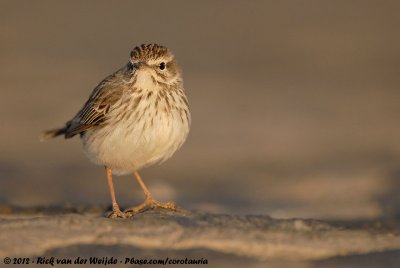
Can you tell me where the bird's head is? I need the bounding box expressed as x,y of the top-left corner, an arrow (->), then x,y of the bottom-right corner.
128,44 -> 181,87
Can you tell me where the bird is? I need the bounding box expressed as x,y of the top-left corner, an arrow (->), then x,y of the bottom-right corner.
41,44 -> 191,218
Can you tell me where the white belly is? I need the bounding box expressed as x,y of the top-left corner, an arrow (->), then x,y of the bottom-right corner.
81,94 -> 190,175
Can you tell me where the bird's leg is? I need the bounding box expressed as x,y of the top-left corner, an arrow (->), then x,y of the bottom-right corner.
124,171 -> 177,216
105,167 -> 127,219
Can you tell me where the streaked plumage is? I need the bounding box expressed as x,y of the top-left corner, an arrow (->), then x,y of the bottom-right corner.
42,44 -> 190,218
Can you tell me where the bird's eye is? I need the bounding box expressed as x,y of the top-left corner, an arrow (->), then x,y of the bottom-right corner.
159,62 -> 166,70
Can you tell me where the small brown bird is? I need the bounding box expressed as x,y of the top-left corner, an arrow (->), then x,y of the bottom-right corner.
42,44 -> 191,218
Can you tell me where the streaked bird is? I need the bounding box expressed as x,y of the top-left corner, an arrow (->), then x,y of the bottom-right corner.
42,44 -> 190,218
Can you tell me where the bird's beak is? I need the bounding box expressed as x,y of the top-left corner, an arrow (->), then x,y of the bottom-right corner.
133,62 -> 141,69
133,61 -> 146,69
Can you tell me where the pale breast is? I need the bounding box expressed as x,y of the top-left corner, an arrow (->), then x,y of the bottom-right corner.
81,86 -> 190,175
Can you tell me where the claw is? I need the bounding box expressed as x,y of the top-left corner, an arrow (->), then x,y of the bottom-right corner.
124,198 -> 177,217
124,171 -> 178,218
108,209 -> 127,219
150,200 -> 177,211
107,203 -> 128,219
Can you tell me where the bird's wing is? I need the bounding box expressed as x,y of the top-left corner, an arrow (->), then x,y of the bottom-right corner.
64,72 -> 125,138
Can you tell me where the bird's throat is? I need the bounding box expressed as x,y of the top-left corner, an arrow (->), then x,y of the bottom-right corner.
135,70 -> 157,89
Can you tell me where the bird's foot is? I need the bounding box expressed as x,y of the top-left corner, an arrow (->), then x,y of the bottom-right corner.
124,197 -> 177,217
107,204 -> 128,219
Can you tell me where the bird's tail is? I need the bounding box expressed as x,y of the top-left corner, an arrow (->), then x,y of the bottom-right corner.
40,127 -> 66,142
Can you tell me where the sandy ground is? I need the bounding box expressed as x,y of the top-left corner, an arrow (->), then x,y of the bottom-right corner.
1,1 -> 400,266
1,207 -> 400,268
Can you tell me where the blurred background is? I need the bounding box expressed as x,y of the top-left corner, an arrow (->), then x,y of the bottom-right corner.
1,0 -> 400,221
